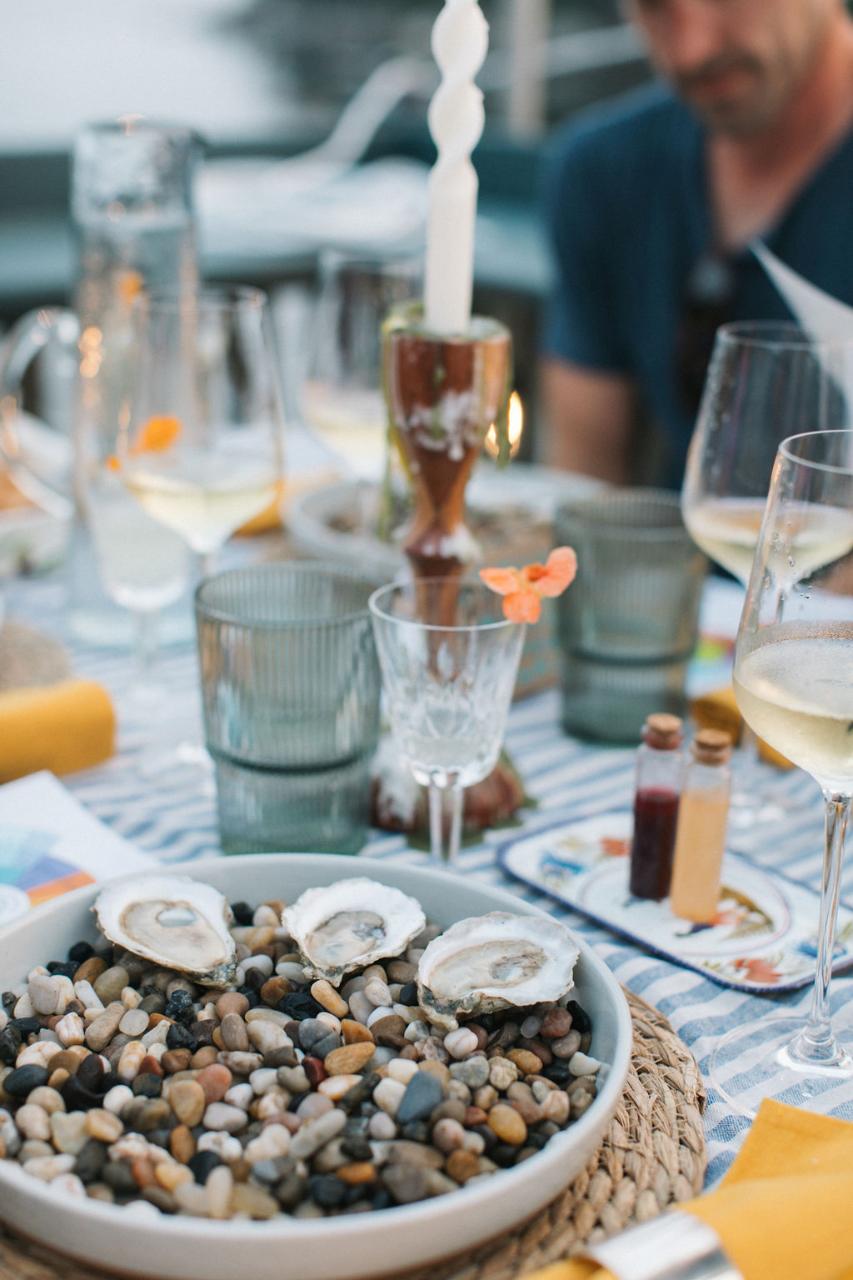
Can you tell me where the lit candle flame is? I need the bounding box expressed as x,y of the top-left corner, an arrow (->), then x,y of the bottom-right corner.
485,391 -> 523,460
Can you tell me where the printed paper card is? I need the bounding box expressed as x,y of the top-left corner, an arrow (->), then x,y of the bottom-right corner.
0,772 -> 149,928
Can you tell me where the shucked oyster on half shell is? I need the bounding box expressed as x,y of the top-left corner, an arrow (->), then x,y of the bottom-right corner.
94,875 -> 237,987
417,912 -> 580,1030
282,878 -> 426,986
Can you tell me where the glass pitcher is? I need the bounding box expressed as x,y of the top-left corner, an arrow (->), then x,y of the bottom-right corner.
0,119 -> 200,645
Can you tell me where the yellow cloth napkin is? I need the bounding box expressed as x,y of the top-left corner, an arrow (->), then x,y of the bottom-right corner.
527,1100 -> 853,1280
690,685 -> 792,769
0,679 -> 115,782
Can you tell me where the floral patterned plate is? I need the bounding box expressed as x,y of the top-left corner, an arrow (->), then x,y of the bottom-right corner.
498,812 -> 853,993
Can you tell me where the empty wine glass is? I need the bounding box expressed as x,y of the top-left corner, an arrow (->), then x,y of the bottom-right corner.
369,578 -> 525,865
711,429 -> 853,1115
682,323 -> 853,831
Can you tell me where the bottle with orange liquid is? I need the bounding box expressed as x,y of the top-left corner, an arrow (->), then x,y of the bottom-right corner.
669,729 -> 733,923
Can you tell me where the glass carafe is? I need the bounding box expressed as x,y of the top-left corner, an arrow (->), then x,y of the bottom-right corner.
0,118 -> 200,645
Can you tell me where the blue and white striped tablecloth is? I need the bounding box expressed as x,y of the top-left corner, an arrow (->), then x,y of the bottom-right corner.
12,576 -> 853,1186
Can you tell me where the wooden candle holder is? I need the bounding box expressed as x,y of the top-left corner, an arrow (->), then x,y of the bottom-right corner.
383,309 -> 512,583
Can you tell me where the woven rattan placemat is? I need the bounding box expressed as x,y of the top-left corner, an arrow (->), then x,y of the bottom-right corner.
0,990 -> 706,1280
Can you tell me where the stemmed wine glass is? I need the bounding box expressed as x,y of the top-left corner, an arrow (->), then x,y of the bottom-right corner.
682,322 -> 853,831
710,429 -> 853,1115
302,251 -> 420,533
119,285 -> 285,770
121,285 -> 285,579
369,579 -> 526,865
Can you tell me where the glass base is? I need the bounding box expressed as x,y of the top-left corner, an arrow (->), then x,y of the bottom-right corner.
213,752 -> 374,854
727,785 -> 789,831
709,1013 -> 853,1119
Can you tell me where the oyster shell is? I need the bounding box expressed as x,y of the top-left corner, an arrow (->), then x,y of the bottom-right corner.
417,912 -> 579,1030
94,875 -> 236,986
282,878 -> 426,985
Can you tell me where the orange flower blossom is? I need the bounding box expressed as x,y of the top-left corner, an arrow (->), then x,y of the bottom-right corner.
480,546 -> 578,624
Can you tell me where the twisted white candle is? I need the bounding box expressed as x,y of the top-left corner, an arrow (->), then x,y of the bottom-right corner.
424,0 -> 489,335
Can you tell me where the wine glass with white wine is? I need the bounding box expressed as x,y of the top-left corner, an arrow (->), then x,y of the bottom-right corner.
121,285 -> 284,578
710,429 -> 853,1115
682,322 -> 853,830
119,285 -> 285,773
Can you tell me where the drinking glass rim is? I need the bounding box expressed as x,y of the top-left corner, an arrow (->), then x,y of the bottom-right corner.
195,563 -> 375,630
134,284 -> 268,316
717,321 -> 853,353
80,117 -> 201,147
368,578 -> 520,633
556,488 -> 692,542
778,429 -> 853,477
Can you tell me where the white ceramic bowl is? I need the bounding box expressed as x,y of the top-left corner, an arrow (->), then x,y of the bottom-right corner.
0,855 -> 632,1280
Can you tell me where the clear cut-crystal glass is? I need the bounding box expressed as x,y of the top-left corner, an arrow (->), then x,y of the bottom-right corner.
710,429 -> 853,1116
369,579 -> 525,865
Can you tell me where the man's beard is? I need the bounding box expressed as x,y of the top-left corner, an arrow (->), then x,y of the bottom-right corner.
673,51 -> 779,136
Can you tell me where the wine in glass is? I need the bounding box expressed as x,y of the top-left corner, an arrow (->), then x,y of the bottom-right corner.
121,285 -> 285,576
302,251 -> 420,530
369,579 -> 525,865
682,322 -> 853,828
711,429 -> 853,1114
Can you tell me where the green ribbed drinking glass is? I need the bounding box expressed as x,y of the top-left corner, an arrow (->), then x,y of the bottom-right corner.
195,563 -> 381,854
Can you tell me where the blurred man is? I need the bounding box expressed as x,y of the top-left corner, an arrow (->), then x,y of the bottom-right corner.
541,0 -> 853,485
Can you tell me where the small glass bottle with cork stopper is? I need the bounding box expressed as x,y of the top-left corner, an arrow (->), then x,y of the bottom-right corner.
628,713 -> 684,901
669,728 -> 733,923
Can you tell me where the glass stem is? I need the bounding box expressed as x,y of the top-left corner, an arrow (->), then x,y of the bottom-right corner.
428,781 -> 444,864
739,722 -> 761,766
132,609 -> 158,690
427,777 -> 464,864
799,791 -> 851,1062
446,778 -> 464,865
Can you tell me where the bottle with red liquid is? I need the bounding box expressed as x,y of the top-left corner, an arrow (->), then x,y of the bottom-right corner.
628,713 -> 684,900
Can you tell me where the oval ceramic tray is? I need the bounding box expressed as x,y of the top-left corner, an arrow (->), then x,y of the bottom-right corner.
0,854 -> 631,1280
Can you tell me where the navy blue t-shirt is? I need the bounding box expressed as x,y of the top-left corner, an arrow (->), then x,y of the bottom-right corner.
542,84 -> 853,485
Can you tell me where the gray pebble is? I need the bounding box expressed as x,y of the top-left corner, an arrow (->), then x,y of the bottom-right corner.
551,1030 -> 582,1060
395,1071 -> 444,1125
278,1066 -> 310,1094
348,991 -> 373,1025
449,1056 -> 490,1089
368,1111 -> 397,1140
93,966 -> 130,1004
290,1108 -> 346,1159
118,1008 -> 149,1038
218,1051 -> 263,1075
568,1051 -> 601,1076
203,1103 -> 248,1133
249,1068 -> 278,1095
364,979 -> 392,1008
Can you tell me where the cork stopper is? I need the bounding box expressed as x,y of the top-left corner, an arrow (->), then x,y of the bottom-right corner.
642,713 -> 683,751
692,728 -> 732,765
